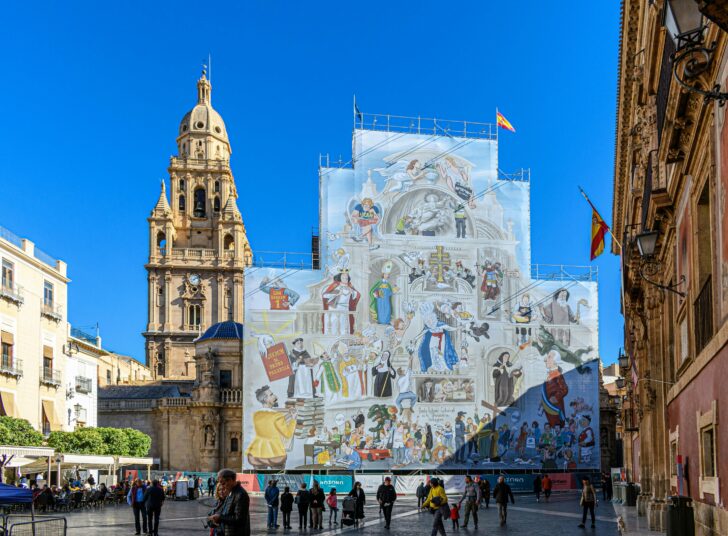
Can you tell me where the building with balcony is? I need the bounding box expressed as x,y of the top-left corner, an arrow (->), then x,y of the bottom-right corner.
98,321 -> 242,471
97,350 -> 153,388
613,1 -> 728,533
0,224 -> 69,434
65,326 -> 103,429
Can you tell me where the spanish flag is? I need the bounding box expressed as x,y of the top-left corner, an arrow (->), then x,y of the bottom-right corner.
496,110 -> 516,132
579,187 -> 610,260
591,210 -> 609,260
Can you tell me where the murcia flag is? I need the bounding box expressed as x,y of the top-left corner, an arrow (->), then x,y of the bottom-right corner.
590,210 -> 609,260
496,110 -> 516,132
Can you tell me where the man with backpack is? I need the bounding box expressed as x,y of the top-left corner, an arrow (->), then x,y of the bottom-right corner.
422,478 -> 449,536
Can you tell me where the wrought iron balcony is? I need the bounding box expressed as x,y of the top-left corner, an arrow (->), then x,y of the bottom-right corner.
74,376 -> 93,394
0,283 -> 24,306
0,358 -> 22,378
40,366 -> 61,387
40,302 -> 63,322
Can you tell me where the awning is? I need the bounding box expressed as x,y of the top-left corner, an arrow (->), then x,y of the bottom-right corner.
58,454 -> 115,468
116,456 -> 155,467
43,345 -> 53,358
0,331 -> 13,345
0,446 -> 55,458
41,400 -> 62,430
0,391 -> 16,417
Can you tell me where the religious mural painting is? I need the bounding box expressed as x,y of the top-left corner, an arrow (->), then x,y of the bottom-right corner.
243,126 -> 600,472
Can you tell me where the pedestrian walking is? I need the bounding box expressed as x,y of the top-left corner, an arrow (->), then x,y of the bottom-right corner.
376,476 -> 397,529
542,474 -> 552,502
326,488 -> 339,526
207,469 -> 251,536
422,477 -> 449,536
208,476 -> 216,497
281,487 -> 294,530
348,481 -> 366,526
601,473 -> 612,501
479,479 -> 490,509
309,481 -> 325,530
578,477 -> 597,529
458,475 -> 481,528
265,480 -> 281,529
295,483 -> 310,530
128,478 -> 148,535
533,474 -> 542,503
143,479 -> 165,536
492,476 -> 514,527
416,481 -> 426,509
450,503 -> 460,530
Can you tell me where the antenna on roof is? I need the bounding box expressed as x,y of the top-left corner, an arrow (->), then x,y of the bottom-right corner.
208,53 -> 212,83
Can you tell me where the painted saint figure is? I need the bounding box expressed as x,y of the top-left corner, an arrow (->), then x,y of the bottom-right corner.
416,302 -> 459,372
539,350 -> 569,427
479,261 -> 503,301
322,270 -> 360,335
246,386 -> 296,470
370,262 -> 397,325
287,338 -> 310,398
371,351 -> 396,398
338,353 -> 363,401
315,351 -> 342,404
539,288 -> 578,345
492,351 -> 523,407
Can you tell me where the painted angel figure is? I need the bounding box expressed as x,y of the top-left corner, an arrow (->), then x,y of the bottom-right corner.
327,247 -> 350,277
350,197 -> 381,250
376,159 -> 428,194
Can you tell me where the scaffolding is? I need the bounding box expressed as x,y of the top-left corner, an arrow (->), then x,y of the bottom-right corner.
354,111 -> 498,141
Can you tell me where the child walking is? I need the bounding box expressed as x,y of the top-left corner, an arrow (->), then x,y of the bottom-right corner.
327,488 -> 339,526
450,502 -> 460,530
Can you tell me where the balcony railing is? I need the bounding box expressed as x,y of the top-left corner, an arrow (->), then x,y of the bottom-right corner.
40,302 -> 63,322
98,397 -> 190,411
75,376 -> 93,394
39,367 -> 61,387
0,283 -> 24,306
0,358 -> 22,378
221,388 -> 242,404
694,276 -> 714,355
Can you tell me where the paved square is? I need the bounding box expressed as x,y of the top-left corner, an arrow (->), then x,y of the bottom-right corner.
59,492 -> 619,535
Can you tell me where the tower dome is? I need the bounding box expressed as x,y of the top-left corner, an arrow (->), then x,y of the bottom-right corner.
176,69 -> 232,160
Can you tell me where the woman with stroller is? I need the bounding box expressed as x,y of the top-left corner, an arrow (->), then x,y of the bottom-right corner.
348,481 -> 366,526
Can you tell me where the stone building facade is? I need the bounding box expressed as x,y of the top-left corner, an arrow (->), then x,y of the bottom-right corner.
98,321 -> 243,472
0,224 -> 70,434
614,2 -> 728,534
144,70 -> 251,381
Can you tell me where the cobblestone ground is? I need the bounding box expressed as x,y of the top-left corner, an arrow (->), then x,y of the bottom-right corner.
58,492 -> 619,535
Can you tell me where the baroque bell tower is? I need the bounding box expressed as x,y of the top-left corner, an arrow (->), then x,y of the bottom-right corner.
144,69 -> 252,379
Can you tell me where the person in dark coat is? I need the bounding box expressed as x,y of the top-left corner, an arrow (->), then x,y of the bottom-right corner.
376,476 -> 397,529
479,479 -> 490,509
533,475 -> 542,503
348,481 -> 366,524
295,483 -> 311,530
492,476 -> 514,526
207,469 -> 250,536
280,486 -> 294,530
265,480 -> 280,529
143,479 -> 165,536
416,481 -> 426,509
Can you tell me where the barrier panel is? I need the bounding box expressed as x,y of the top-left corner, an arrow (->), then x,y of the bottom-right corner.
8,517 -> 67,536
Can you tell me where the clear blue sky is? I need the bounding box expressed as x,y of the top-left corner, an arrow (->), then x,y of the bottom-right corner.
0,1 -> 622,364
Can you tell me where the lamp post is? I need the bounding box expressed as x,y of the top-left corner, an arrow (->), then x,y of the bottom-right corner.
634,230 -> 686,297
667,0 -> 728,105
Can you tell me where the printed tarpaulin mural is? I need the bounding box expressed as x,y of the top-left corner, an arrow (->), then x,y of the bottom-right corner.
243,123 -> 600,472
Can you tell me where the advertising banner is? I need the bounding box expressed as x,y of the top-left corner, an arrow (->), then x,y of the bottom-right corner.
394,475 -> 422,495
236,473 -> 260,492
308,474 -> 353,494
546,472 -> 575,490
480,474 -> 535,493
356,475 -> 386,494
243,127 -> 600,474
257,473 -> 305,492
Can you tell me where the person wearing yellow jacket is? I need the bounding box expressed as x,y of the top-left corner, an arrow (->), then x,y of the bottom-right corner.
246,386 -> 296,470
422,478 -> 448,536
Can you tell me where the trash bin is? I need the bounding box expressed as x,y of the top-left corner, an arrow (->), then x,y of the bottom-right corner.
667,496 -> 694,536
625,483 -> 637,506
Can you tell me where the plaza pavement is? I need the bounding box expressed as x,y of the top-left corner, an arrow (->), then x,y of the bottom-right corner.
60,492 -> 628,535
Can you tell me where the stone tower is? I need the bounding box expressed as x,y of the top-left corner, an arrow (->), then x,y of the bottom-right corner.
144,70 -> 252,379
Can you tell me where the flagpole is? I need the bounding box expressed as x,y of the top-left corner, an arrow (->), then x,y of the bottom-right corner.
578,186 -> 622,250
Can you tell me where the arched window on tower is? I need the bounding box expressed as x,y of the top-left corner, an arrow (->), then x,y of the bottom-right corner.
230,436 -> 239,452
223,234 -> 234,250
193,188 -> 206,217
157,353 -> 165,377
214,180 -> 220,193
157,231 -> 167,256
188,304 -> 201,330
213,196 -> 221,213
179,194 -> 186,212
179,178 -> 185,190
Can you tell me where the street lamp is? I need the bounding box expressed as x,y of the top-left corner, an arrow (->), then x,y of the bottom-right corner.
616,377 -> 626,389
633,229 -> 686,297
667,0 -> 728,105
618,349 -> 630,369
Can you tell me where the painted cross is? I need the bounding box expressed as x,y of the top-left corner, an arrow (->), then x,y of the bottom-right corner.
429,245 -> 451,283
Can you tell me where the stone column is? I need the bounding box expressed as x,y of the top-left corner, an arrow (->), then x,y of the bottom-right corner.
148,273 -> 158,331
216,274 -> 224,324
163,271 -> 172,331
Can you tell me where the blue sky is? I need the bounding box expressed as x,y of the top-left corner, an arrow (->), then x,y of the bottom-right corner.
0,1 -> 622,363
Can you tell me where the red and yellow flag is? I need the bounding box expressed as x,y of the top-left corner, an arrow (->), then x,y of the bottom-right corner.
496,110 -> 516,132
590,209 -> 609,260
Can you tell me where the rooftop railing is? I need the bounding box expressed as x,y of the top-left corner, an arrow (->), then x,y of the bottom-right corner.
355,112 -> 498,140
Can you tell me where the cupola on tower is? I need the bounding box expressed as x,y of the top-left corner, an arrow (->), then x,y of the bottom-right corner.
144,69 -> 252,380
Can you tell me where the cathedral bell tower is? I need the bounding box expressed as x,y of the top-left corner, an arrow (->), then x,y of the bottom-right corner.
144,69 -> 252,380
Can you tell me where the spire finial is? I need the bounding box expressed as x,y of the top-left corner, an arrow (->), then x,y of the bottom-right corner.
197,66 -> 211,105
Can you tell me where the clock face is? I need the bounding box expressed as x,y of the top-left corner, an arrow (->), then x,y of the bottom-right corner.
189,274 -> 201,286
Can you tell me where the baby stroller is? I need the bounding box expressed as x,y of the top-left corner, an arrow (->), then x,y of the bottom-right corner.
341,496 -> 357,527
